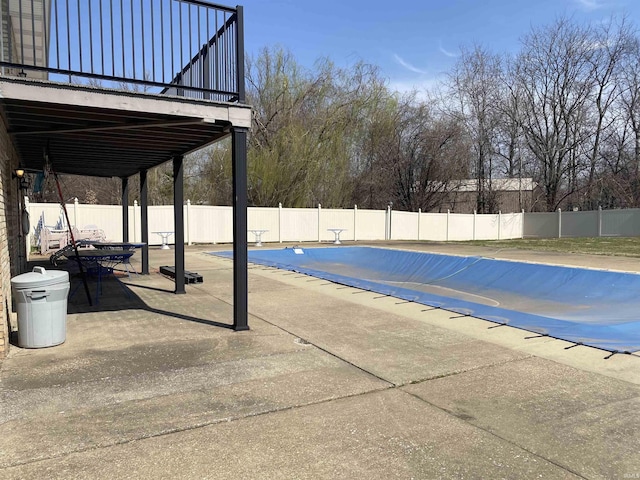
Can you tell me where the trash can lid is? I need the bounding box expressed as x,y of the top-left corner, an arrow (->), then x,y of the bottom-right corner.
11,266 -> 69,289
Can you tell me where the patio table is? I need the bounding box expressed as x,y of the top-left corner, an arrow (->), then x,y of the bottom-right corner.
65,249 -> 135,303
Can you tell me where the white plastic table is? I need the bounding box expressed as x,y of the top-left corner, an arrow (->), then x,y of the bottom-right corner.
327,228 -> 346,244
248,229 -> 268,246
153,231 -> 173,249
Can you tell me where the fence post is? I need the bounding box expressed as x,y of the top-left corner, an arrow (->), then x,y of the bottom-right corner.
278,202 -> 282,243
558,208 -> 562,238
133,200 -> 138,242
186,199 -> 192,245
73,197 -> 79,227
521,209 -> 525,239
385,206 -> 388,240
354,205 -> 358,242
317,203 -> 322,242
598,206 -> 602,237
498,211 -> 502,240
473,209 -> 476,241
417,208 -> 421,241
446,209 -> 450,242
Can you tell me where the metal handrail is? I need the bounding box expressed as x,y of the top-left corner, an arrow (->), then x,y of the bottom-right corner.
0,0 -> 244,102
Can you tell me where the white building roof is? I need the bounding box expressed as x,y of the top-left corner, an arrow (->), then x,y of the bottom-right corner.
451,178 -> 537,192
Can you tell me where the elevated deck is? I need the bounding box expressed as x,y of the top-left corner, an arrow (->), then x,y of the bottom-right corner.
0,77 -> 251,177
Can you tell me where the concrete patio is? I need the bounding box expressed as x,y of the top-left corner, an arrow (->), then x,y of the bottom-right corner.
1,243 -> 638,479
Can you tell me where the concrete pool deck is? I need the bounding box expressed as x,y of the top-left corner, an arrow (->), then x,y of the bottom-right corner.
1,242 -> 639,479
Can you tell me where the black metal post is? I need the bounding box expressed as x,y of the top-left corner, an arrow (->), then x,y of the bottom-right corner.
173,155 -> 186,294
235,6 -> 245,103
16,178 -> 27,271
232,127 -> 249,331
121,176 -> 129,242
140,169 -> 149,275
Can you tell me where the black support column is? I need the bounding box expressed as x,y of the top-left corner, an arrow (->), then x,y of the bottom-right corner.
232,127 -> 249,331
173,155 -> 186,294
121,177 -> 129,242
140,169 -> 149,275
232,6 -> 248,331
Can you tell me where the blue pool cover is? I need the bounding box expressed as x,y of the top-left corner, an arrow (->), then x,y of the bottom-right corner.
212,246 -> 640,354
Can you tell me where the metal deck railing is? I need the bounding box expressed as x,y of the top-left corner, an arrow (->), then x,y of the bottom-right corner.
0,0 -> 244,102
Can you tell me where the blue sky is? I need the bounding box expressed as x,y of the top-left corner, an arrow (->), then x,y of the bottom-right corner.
239,0 -> 640,93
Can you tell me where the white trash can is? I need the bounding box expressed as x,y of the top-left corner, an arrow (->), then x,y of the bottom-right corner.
11,266 -> 70,348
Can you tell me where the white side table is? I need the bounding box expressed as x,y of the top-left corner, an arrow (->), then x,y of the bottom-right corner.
327,228 -> 346,245
248,229 -> 268,246
153,231 -> 174,249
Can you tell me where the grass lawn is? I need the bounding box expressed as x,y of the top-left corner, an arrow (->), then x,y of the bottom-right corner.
463,237 -> 640,257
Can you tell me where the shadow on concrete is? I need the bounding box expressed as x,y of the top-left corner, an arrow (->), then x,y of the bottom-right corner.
124,283 -> 174,295
140,306 -> 234,330
23,258 -> 234,331
68,277 -> 234,329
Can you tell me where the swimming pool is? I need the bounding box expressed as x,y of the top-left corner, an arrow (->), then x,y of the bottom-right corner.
211,246 -> 640,354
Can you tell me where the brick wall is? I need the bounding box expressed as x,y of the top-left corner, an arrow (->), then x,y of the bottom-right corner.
0,113 -> 22,358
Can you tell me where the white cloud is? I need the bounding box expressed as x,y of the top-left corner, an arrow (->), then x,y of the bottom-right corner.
438,41 -> 459,58
393,53 -> 429,75
388,76 -> 443,99
573,0 -> 608,11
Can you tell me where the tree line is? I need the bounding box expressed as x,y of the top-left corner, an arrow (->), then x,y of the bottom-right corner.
36,16 -> 640,213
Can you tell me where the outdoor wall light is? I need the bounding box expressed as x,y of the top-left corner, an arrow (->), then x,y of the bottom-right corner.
12,168 -> 29,190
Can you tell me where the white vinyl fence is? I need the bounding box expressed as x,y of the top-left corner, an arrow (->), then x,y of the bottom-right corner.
26,199 -> 525,254
523,207 -> 640,238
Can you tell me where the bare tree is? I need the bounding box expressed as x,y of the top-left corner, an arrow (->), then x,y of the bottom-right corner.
393,105 -> 470,212
350,89 -> 469,212
580,18 -> 635,209
609,34 -> 640,206
514,18 -> 597,211
448,45 -> 504,213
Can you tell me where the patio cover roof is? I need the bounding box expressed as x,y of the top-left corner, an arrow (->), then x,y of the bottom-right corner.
0,78 -> 252,178
1,76 -> 251,330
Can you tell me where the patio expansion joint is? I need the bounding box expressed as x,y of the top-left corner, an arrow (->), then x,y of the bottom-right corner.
0,346 -> 325,398
0,355 -> 593,475
396,354 -> 537,387
398,388 -> 590,480
0,382 -> 395,471
247,311 -> 397,388
244,287 -> 538,390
